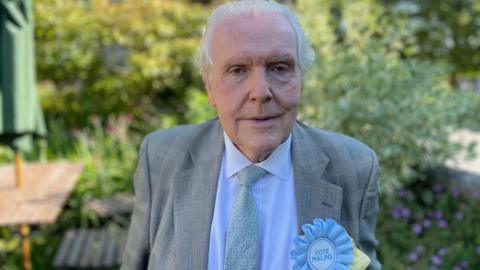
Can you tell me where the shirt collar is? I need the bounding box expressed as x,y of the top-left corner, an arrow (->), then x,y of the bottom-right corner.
223,132 -> 292,181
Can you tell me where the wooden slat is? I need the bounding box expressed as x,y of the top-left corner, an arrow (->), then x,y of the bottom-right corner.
86,193 -> 134,218
0,162 -> 83,226
104,228 -> 118,267
66,229 -> 87,267
116,229 -> 127,264
91,228 -> 108,267
54,228 -> 128,268
78,229 -> 96,268
53,230 -> 76,267
86,229 -> 101,267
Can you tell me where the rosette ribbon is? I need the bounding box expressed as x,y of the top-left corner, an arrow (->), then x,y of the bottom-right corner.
291,218 -> 354,270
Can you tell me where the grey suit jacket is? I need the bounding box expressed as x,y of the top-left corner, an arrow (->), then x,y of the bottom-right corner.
121,119 -> 381,270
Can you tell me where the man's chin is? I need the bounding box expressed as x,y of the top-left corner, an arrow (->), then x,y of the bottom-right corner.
243,136 -> 284,162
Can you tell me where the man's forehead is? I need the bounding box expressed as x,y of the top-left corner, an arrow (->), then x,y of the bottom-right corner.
212,11 -> 295,40
210,12 -> 298,62
222,53 -> 296,66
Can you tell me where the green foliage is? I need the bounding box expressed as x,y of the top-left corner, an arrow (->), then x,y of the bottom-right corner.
185,87 -> 217,124
450,90 -> 480,131
0,114 -> 141,215
377,182 -> 480,269
380,0 -> 480,79
297,0 -> 475,193
34,0 -> 209,129
0,115 -> 141,268
44,115 -> 140,227
1,0 -> 475,268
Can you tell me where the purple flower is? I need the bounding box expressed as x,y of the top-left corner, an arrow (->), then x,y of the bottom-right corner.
431,255 -> 442,266
412,223 -> 423,234
399,189 -> 408,198
429,267 -> 439,270
452,266 -> 462,270
415,244 -> 425,254
438,220 -> 449,228
391,207 -> 402,219
409,252 -> 418,262
476,245 -> 480,254
433,210 -> 443,220
433,184 -> 444,194
401,207 -> 411,218
455,211 -> 464,220
451,186 -> 461,198
460,260 -> 469,267
423,219 -> 432,228
437,247 -> 448,256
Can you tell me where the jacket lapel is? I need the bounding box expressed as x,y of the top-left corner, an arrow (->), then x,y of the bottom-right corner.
292,123 -> 343,232
172,120 -> 224,269
170,120 -> 344,268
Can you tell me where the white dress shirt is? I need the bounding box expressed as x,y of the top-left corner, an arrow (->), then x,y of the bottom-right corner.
208,133 -> 298,270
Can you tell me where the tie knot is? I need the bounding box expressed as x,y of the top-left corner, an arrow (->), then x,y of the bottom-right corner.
236,165 -> 268,187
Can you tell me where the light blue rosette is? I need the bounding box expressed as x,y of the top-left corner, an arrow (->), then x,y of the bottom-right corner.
291,218 -> 354,270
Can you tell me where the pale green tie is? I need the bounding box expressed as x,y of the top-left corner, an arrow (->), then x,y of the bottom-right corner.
224,165 -> 268,270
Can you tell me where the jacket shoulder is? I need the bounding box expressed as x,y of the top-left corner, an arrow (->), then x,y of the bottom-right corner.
296,122 -> 377,161
142,119 -> 218,151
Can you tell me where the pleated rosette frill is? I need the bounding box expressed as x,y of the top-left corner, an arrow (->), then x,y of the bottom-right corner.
291,218 -> 354,270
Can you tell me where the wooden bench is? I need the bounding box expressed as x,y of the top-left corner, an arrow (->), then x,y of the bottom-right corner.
53,193 -> 134,268
53,226 -> 127,268
85,193 -> 134,227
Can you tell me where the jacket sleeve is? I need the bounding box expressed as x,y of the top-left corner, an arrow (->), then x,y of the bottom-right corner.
121,137 -> 152,269
358,150 -> 382,270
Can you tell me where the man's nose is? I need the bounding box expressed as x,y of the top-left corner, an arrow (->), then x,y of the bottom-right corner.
248,67 -> 272,102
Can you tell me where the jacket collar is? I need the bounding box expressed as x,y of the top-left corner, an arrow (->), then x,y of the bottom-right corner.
292,122 -> 343,232
173,120 -> 342,268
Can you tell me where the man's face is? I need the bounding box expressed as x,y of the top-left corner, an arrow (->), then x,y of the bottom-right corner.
205,12 -> 301,162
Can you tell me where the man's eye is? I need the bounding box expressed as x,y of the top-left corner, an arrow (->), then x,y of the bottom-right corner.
228,66 -> 246,75
269,64 -> 290,74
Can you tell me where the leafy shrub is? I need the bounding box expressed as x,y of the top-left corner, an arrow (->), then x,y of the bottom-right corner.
377,181 -> 480,269
34,0 -> 209,129
297,0 -> 475,193
33,0 -> 479,194
450,90 -> 480,131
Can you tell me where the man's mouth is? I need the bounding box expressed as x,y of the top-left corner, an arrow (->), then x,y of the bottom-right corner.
253,116 -> 275,120
245,114 -> 279,120
243,115 -> 280,125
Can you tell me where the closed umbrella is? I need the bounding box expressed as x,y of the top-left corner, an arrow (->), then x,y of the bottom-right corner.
0,0 -> 46,180
0,0 -> 47,269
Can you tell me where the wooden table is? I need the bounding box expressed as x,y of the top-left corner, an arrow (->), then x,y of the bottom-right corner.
0,162 -> 84,269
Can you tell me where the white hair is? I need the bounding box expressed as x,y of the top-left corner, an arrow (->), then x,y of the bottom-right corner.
197,0 -> 316,79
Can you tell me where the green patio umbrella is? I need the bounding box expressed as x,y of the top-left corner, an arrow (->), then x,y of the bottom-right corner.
0,0 -> 46,152
0,1 -> 46,269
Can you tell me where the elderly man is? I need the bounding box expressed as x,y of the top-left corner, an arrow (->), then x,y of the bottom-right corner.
121,1 -> 381,269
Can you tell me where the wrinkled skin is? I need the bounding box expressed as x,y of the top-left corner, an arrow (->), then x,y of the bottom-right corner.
204,12 -> 302,162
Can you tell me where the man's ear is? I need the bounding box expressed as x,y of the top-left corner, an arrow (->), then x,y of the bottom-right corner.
203,74 -> 217,108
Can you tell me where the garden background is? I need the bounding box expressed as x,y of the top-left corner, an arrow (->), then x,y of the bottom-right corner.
1,0 -> 480,269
